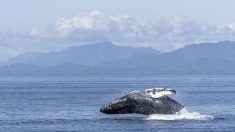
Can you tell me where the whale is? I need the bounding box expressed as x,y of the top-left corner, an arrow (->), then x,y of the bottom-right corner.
100,88 -> 183,115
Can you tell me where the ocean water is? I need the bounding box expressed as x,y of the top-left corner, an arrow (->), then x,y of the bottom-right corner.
0,75 -> 234,132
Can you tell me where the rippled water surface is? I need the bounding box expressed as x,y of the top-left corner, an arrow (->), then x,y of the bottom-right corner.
0,75 -> 234,131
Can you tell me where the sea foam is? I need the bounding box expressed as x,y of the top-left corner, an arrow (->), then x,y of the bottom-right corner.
146,108 -> 214,121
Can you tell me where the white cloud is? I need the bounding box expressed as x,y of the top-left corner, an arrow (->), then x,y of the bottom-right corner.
48,11 -> 235,51
1,10 -> 235,61
53,10 -> 144,44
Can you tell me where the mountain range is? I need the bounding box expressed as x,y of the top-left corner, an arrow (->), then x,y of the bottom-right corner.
1,41 -> 235,75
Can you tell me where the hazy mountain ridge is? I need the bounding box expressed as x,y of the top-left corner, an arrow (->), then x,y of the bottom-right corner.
1,41 -> 235,75
2,41 -> 161,66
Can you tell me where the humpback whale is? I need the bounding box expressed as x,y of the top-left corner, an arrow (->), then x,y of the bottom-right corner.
100,88 -> 183,115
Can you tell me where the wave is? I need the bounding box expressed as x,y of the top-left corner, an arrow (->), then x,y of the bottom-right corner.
146,108 -> 214,121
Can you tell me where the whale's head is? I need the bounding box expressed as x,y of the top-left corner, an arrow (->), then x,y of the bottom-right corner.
100,97 -> 131,114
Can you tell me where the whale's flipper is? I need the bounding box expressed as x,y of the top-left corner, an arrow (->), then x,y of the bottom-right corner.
144,88 -> 176,98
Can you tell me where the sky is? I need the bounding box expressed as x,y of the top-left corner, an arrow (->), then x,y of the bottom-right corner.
0,0 -> 235,61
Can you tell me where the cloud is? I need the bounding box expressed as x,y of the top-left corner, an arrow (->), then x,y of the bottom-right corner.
54,10 -> 144,43
46,10 -> 235,50
1,10 -> 235,61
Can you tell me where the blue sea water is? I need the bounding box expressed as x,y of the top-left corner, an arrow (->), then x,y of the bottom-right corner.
0,75 -> 234,131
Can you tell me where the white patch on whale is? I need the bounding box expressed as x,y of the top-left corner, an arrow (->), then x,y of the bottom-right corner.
145,88 -> 175,98
146,108 -> 214,121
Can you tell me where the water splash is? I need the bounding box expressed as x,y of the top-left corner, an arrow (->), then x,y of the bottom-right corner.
146,108 -> 214,121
